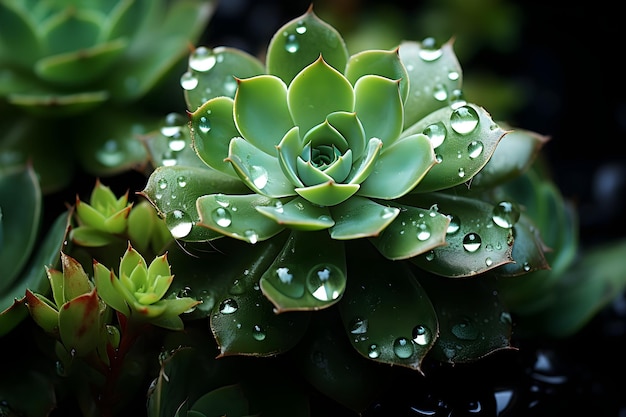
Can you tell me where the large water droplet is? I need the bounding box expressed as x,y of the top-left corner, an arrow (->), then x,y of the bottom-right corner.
219,298 -> 238,314
161,113 -> 187,136
189,46 -> 217,72
467,140 -> 484,159
295,20 -> 307,34
180,71 -> 198,90
306,264 -> 343,301
412,325 -> 430,346
244,229 -> 259,244
212,207 -> 232,227
272,266 -> 305,298
198,116 -> 211,134
168,134 -> 186,152
166,209 -> 193,239
419,37 -> 443,61
492,201 -> 520,228
285,33 -> 299,53
422,122 -> 447,148
416,222 -> 431,241
446,214 -> 461,234
349,317 -> 368,335
450,106 -> 479,135
250,165 -> 268,189
252,324 -> 266,341
433,83 -> 448,101
463,233 -> 482,252
176,176 -> 187,187
393,337 -> 414,358
451,317 -> 479,340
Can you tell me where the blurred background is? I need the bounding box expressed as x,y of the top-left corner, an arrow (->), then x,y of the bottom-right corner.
200,0 -> 626,248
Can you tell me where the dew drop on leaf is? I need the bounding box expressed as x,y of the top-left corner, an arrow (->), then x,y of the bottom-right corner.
422,121 -> 447,148
189,46 -> 217,72
212,207 -> 232,227
463,233 -> 482,252
450,105 -> 479,135
166,209 -> 193,239
492,201 -> 520,228
393,337 -> 414,358
219,298 -> 238,314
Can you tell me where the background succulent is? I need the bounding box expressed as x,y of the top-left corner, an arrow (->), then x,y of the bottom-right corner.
138,7 -> 615,413
0,0 -> 215,192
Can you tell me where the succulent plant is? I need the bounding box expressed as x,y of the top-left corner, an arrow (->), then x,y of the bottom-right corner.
138,6 -> 586,413
0,0 -> 216,192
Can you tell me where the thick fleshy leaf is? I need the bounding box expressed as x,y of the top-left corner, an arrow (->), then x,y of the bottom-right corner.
398,39 -> 463,128
328,196 -> 399,239
296,148 -> 352,185
41,8 -> 102,55
227,137 -> 296,197
184,46 -> 265,111
141,165 -> 249,242
60,251 -> 93,302
345,48 -> 409,103
144,112 -> 206,170
495,213 -> 550,277
24,290 -> 59,335
189,385 -> 249,415
339,240 -> 438,372
0,164 -> 41,293
353,75 -> 403,145
266,6 -> 349,85
358,133 -> 435,199
191,96 -> 240,177
287,57 -> 354,133
404,104 -> 508,193
260,230 -> 347,312
58,289 -> 102,355
370,202 -> 450,260
196,194 -> 285,243
256,197 -> 335,231
418,272 -> 513,364
93,262 -> 130,317
295,308 -> 391,413
276,126 -> 305,187
469,127 -> 550,189
295,181 -> 360,207
326,111 -> 366,160
0,2 -> 42,67
35,39 -> 128,86
211,236 -> 311,356
233,75 -> 292,155
344,137 -> 382,184
405,193 -> 514,277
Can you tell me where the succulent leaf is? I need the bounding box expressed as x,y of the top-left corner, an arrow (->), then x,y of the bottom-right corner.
345,48 -> 410,103
266,6 -> 349,85
328,196 -> 399,239
259,230 -> 347,312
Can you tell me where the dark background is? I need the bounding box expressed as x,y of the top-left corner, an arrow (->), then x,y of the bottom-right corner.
200,0 -> 626,248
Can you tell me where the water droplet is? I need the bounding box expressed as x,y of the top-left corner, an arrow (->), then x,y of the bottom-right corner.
349,317 -> 368,335
212,207 -> 232,227
219,298 -> 238,314
157,178 -> 168,190
214,194 -> 230,208
180,71 -> 198,90
306,264 -> 343,301
450,106 -> 479,135
368,344 -> 380,358
416,222 -> 431,241
449,89 -> 467,109
295,20 -> 307,34
285,33 -> 299,53
95,139 -> 124,167
381,206 -> 397,219
467,140 -> 484,159
166,210 -> 193,239
412,325 -> 430,346
244,229 -> 259,244
189,46 -> 217,72
272,265 -> 305,298
485,257 -> 493,267
422,121 -> 447,148
393,337 -> 414,358
250,165 -> 268,189
448,70 -> 460,81
168,134 -> 186,151
463,233 -> 482,252
523,262 -> 531,272
252,324 -> 266,341
492,201 -> 520,228
451,317 -> 479,340
425,250 -> 435,261
198,115 -> 211,134
458,167 -> 466,178
433,83 -> 448,101
419,37 -> 442,61
161,113 -> 187,136
176,176 -> 187,187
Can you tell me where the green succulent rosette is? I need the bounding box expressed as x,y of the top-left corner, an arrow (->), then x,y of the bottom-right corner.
0,0 -> 215,192
141,8 -> 574,409
93,243 -> 198,330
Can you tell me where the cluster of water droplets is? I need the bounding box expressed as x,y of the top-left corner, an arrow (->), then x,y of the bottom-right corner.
180,46 -> 237,102
154,171 -> 195,239
269,262 -> 344,302
283,20 -> 308,54
159,112 -> 189,167
349,316 -> 433,361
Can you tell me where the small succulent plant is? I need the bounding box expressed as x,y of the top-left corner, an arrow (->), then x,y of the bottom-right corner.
138,6 -> 585,413
0,0 -> 215,191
